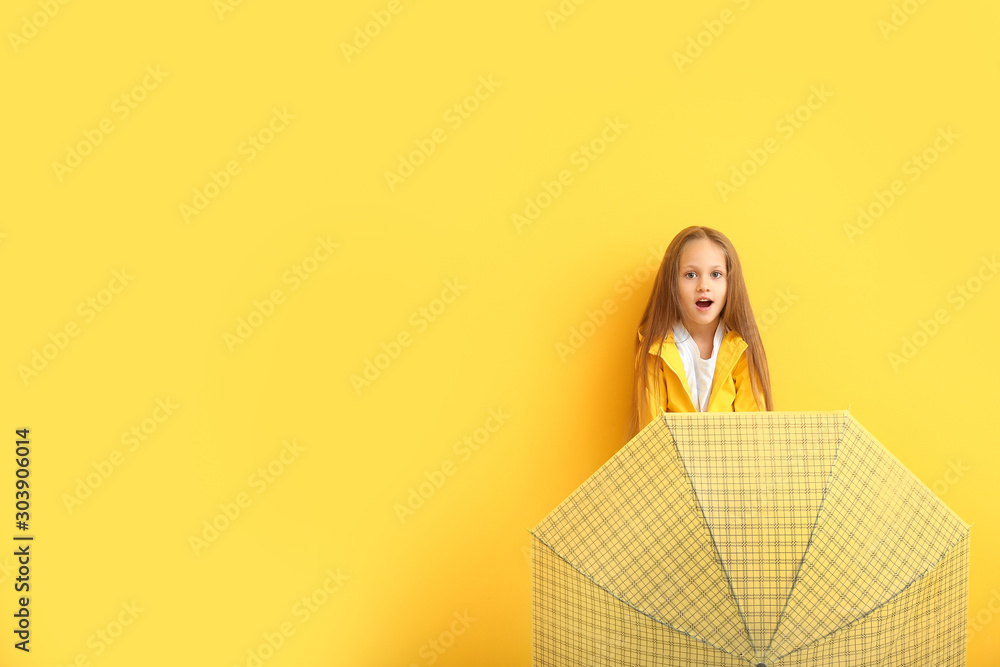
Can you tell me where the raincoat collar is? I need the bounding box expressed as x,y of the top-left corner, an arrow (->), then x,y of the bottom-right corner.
638,324 -> 748,412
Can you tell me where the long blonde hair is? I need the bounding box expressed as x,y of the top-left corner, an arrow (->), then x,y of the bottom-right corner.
624,226 -> 773,441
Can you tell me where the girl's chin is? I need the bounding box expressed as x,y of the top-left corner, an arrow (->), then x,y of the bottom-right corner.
682,314 -> 719,329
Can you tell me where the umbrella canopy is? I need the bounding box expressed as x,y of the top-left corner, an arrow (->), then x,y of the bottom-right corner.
530,411 -> 970,666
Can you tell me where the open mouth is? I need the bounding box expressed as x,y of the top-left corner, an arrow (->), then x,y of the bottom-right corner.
696,298 -> 713,311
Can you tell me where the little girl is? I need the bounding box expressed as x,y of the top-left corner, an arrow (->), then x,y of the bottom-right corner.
625,226 -> 773,440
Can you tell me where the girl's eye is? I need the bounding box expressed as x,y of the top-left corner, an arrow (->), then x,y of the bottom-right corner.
712,271 -> 723,278
684,272 -> 696,279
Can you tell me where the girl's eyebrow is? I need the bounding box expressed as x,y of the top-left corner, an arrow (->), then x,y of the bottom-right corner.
680,264 -> 725,270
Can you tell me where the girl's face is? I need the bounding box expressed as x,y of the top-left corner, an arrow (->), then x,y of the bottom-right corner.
676,238 -> 728,334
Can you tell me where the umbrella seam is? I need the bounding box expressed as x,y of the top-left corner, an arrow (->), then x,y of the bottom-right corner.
869,587 -> 926,667
528,531 -> 755,663
769,528 -> 970,663
762,409 -> 849,660
528,531 -> 540,666
660,412 -> 758,661
529,414 -> 674,529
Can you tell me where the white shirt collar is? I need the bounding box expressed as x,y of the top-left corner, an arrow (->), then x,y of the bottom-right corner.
671,320 -> 725,411
672,320 -> 724,357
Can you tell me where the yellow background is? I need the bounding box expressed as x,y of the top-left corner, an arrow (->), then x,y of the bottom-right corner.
2,0 -> 998,665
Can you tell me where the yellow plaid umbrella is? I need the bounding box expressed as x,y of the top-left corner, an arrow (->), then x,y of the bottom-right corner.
530,411 -> 970,666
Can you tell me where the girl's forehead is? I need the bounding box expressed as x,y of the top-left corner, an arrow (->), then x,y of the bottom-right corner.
678,239 -> 726,266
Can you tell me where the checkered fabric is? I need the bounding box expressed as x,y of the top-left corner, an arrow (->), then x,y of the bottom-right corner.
530,411 -> 970,666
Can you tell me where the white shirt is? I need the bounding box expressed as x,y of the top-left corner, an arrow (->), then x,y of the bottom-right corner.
671,321 -> 724,412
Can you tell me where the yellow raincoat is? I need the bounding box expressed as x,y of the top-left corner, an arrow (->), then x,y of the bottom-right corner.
638,327 -> 762,424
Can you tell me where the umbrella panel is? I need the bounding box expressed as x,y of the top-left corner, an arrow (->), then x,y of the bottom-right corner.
530,411 -> 970,666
